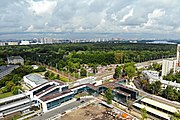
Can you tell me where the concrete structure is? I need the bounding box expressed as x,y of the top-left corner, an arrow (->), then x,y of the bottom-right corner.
7,56 -> 24,65
133,97 -> 179,120
161,59 -> 176,77
133,103 -> 170,120
73,76 -> 96,86
0,93 -> 31,117
27,80 -> 69,113
0,42 -> 6,46
23,74 -> 48,88
7,42 -> 19,46
28,78 -> 138,113
0,78 -> 139,116
177,44 -> 180,66
0,42 -> 19,46
20,41 -> 30,45
39,38 -> 54,44
0,65 -> 19,80
142,70 -> 180,89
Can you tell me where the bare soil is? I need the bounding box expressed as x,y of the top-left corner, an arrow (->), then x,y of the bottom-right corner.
59,104 -> 115,120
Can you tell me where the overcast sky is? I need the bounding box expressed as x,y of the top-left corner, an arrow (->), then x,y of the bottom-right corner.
0,0 -> 180,38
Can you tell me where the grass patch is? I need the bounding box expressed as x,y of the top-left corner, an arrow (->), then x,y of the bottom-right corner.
60,77 -> 69,82
0,92 -> 13,99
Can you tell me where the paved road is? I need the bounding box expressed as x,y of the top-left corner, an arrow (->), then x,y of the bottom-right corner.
31,98 -> 92,120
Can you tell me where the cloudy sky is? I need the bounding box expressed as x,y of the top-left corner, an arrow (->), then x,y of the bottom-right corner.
0,0 -> 180,38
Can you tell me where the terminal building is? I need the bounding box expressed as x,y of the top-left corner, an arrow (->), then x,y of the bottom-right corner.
27,78 -> 139,113
1,77 -> 139,116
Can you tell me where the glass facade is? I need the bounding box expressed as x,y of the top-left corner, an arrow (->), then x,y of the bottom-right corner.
47,94 -> 74,110
115,86 -> 138,99
44,88 -> 60,96
74,87 -> 88,95
62,86 -> 68,91
113,91 -> 129,104
33,84 -> 52,95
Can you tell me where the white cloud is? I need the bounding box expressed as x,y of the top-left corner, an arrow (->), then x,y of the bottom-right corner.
26,25 -> 34,32
0,0 -> 180,38
27,0 -> 57,16
44,22 -> 48,26
144,9 -> 165,27
120,8 -> 134,22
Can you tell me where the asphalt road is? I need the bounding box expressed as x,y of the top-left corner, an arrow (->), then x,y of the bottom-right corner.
31,98 -> 92,120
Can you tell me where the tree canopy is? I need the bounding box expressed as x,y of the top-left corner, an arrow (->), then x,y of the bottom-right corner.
104,88 -> 114,104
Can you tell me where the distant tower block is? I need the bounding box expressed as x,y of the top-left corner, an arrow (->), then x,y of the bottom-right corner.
177,44 -> 180,66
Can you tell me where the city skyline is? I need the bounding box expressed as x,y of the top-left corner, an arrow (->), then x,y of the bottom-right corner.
1,0 -> 180,39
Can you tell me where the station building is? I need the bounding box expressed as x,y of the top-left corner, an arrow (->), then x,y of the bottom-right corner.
1,77 -> 139,115
27,80 -> 71,112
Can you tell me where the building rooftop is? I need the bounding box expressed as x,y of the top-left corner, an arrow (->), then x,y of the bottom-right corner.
25,74 -> 48,86
0,65 -> 19,73
35,86 -> 56,96
133,103 -> 170,120
86,84 -> 98,90
101,82 -> 120,89
141,98 -> 178,113
0,98 -> 30,111
30,81 -> 49,91
7,56 -> 24,60
71,84 -> 87,90
117,84 -> 138,93
40,89 -> 72,102
0,93 -> 28,104
113,89 -> 131,97
53,80 -> 66,86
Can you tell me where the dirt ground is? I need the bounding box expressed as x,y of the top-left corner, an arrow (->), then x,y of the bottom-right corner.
59,104 -> 114,120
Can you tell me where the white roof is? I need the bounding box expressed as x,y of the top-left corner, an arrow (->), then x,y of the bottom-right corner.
25,74 -> 48,85
133,103 -> 170,120
161,80 -> 180,88
143,70 -> 180,88
0,93 -> 28,103
0,98 -> 30,111
141,98 -> 178,113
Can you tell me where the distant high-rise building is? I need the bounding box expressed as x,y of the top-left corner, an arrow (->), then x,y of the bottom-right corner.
177,44 -> 180,66
162,59 -> 176,77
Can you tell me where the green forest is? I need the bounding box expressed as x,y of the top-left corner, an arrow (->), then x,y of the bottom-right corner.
0,42 -> 177,100
0,43 -> 176,70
